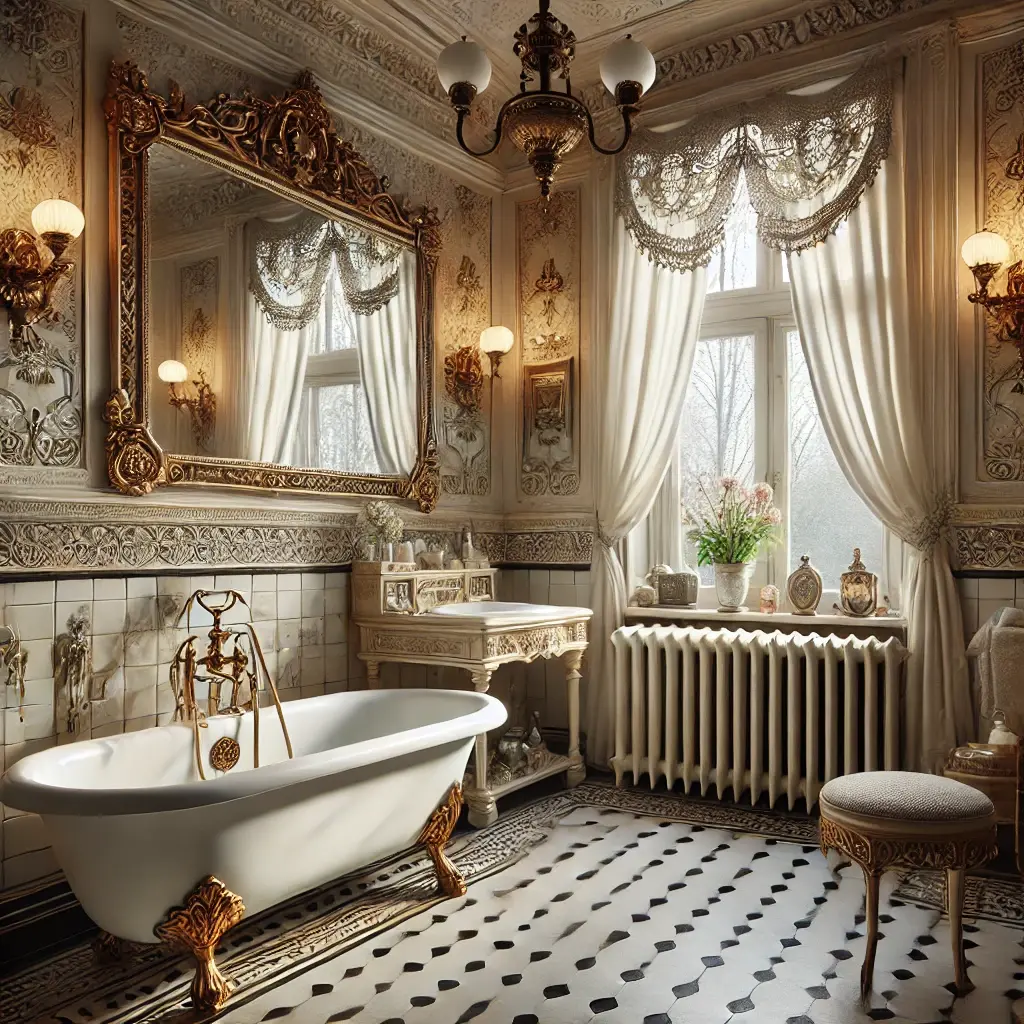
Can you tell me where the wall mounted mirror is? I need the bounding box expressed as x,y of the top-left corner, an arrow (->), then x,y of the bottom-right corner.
104,63 -> 441,510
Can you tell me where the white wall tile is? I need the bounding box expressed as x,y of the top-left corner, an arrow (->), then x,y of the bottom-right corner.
5,703 -> 54,744
3,847 -> 58,887
250,591 -> 277,622
301,590 -> 325,617
277,590 -> 301,619
977,597 -> 1007,626
278,619 -> 300,649
277,573 -> 302,591
94,577 -> 127,601
549,584 -> 578,607
325,573 -> 345,590
12,580 -> 55,605
978,577 -> 1014,601
56,578 -> 93,602
125,685 -> 157,720
3,812 -> 47,857
301,572 -> 326,590
92,600 -> 126,635
6,604 -> 54,641
252,574 -> 277,592
126,576 -> 157,598
19,639 -> 52,682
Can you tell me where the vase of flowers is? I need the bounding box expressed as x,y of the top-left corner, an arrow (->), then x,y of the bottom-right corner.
685,478 -> 781,612
355,500 -> 404,562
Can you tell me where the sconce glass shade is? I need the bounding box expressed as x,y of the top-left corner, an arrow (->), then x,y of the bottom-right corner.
437,39 -> 492,94
961,230 -> 1011,269
30,199 -> 85,239
158,359 -> 189,384
479,325 -> 514,354
600,35 -> 657,96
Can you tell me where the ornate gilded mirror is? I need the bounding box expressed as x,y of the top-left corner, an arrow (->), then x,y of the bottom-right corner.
103,63 -> 441,510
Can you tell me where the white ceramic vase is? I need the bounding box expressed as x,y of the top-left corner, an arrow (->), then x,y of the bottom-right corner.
714,562 -> 754,612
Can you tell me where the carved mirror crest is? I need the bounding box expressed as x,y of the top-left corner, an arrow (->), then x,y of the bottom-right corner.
103,62 -> 441,510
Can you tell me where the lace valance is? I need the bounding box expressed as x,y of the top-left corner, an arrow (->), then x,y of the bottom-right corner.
617,63 -> 894,272
249,213 -> 405,329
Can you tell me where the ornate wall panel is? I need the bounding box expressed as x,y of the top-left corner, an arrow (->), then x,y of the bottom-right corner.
516,189 -> 580,497
979,38 -> 1024,482
0,0 -> 83,472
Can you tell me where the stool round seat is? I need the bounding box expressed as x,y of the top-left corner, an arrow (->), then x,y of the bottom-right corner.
820,771 -> 995,828
817,770 -> 998,999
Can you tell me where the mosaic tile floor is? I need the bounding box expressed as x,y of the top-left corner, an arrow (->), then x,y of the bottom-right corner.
6,786 -> 1024,1024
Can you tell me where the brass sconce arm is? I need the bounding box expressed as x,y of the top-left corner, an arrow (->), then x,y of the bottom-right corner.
0,228 -> 75,337
584,86 -> 640,157
165,368 -> 217,452
0,200 -> 84,340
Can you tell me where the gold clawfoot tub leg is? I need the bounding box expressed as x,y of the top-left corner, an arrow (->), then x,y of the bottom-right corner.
94,929 -> 126,963
418,784 -> 467,898
154,875 -> 246,1014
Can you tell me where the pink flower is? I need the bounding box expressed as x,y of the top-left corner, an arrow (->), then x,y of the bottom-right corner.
766,507 -> 782,525
752,481 -> 774,504
719,476 -> 740,492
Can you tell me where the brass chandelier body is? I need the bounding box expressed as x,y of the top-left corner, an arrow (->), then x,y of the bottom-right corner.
447,1 -> 643,197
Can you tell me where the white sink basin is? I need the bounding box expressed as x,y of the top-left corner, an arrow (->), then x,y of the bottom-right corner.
431,601 -> 591,623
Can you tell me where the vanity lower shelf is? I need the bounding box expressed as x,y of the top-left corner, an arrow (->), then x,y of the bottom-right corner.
467,749 -> 574,802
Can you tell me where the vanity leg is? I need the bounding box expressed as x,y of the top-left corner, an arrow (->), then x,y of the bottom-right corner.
155,875 -> 246,1014
366,659 -> 381,690
467,668 -> 497,828
419,784 -> 467,897
563,649 -> 586,788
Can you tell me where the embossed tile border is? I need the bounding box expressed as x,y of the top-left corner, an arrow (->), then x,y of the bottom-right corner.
0,499 -> 594,574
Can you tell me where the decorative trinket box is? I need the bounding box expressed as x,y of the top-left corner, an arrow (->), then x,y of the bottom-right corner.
839,548 -> 877,617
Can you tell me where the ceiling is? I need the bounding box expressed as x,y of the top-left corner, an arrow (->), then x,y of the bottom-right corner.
338,0 -> 797,94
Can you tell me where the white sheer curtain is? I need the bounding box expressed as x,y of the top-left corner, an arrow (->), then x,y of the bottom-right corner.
353,250 -> 418,475
243,292 -> 319,464
585,207 -> 707,767
787,136 -> 972,770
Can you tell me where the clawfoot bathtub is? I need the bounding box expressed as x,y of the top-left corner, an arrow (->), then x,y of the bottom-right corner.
1,688 -> 505,1012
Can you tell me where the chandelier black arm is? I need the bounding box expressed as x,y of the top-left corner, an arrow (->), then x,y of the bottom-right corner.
586,105 -> 635,156
455,106 -> 505,158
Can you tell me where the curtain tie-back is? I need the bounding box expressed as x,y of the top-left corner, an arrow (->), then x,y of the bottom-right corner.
898,490 -> 955,555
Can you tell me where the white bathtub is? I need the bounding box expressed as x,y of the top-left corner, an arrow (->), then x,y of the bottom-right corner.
1,688 -> 505,944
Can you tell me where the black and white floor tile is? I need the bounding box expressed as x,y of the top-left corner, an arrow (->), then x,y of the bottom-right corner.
5,785 -> 1023,1024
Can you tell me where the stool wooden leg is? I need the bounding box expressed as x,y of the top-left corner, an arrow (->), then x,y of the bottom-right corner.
860,868 -> 881,999
946,868 -> 973,995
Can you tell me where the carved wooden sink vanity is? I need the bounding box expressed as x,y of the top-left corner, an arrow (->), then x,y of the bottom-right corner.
352,562 -> 592,826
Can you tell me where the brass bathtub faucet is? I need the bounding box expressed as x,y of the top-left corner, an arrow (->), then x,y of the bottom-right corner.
170,590 -> 293,780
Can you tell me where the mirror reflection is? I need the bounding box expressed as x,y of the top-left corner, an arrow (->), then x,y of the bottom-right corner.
148,143 -> 418,475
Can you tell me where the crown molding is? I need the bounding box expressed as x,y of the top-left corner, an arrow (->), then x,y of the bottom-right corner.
110,0 -> 505,195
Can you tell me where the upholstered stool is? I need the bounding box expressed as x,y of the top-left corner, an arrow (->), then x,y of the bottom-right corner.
818,771 -> 997,997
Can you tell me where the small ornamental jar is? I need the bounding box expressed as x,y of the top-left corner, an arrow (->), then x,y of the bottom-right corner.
787,554 -> 822,615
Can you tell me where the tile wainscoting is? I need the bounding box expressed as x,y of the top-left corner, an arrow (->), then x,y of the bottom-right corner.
0,567 -> 592,892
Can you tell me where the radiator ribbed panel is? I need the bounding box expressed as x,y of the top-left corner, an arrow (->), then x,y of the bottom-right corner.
610,625 -> 908,811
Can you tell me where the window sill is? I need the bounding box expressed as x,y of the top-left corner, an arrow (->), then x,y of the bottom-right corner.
623,605 -> 907,642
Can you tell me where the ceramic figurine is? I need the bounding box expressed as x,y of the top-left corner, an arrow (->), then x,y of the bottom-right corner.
629,584 -> 658,607
53,612 -> 92,735
839,548 -> 877,617
787,555 -> 822,615
759,584 -> 779,615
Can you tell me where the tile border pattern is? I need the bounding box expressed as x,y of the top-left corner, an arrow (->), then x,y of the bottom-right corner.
953,506 -> 1024,571
0,782 -> 817,1024
0,499 -> 595,573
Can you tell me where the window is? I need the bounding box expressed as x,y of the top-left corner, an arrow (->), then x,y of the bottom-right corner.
295,270 -> 380,474
668,179 -> 887,602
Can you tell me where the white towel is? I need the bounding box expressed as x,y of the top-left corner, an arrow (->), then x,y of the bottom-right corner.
966,605 -> 1024,738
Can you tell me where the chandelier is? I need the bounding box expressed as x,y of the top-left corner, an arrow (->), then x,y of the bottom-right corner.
436,0 -> 656,198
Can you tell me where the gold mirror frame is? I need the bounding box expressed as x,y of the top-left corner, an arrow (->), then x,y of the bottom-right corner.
103,62 -> 442,511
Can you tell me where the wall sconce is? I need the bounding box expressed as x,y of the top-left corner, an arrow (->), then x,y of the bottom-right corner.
962,229 -> 1024,388
158,358 -> 216,451
0,198 -> 84,350
479,325 -> 515,378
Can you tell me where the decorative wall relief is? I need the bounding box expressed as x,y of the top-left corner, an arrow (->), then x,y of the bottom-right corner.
438,190 -> 492,497
53,608 -> 90,735
522,358 -> 578,497
0,0 -> 83,471
980,38 -> 1024,481
517,190 -> 580,496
